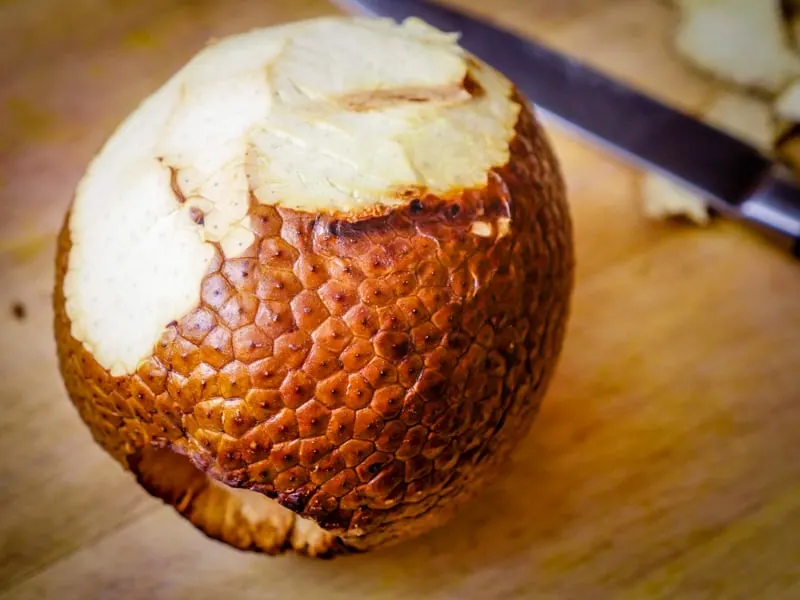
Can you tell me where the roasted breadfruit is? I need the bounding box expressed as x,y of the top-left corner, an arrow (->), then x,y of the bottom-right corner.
54,16 -> 574,556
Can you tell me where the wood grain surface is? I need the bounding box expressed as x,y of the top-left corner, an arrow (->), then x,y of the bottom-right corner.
1,0 -> 799,598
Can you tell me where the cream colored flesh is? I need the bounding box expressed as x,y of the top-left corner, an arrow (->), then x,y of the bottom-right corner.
776,82 -> 800,123
64,16 -> 521,376
674,0 -> 800,94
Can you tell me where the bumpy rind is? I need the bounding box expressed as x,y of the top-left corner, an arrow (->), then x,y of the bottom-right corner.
54,91 -> 574,555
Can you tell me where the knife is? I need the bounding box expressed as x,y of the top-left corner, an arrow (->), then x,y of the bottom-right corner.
333,0 -> 800,258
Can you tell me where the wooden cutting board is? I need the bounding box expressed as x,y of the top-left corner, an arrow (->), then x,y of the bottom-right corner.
1,1 -> 799,598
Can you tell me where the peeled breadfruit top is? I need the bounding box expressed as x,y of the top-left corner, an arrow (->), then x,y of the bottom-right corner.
54,16 -> 575,556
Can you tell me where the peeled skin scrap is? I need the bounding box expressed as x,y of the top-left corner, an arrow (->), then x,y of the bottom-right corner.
642,173 -> 711,225
673,0 -> 800,95
642,91 -> 774,225
775,80 -> 800,124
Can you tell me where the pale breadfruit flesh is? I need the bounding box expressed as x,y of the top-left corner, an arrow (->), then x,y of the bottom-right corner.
62,17 -> 520,378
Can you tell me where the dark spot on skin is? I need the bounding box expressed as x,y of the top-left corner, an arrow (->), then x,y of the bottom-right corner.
392,339 -> 410,358
448,204 -> 460,218
309,264 -> 318,273
189,207 -> 205,225
409,199 -> 424,214
313,510 -> 349,532
282,490 -> 308,512
368,462 -> 383,475
421,378 -> 447,400
11,302 -> 26,321
448,334 -> 468,350
463,72 -> 485,97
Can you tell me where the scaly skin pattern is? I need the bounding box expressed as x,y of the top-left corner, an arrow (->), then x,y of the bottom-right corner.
54,94 -> 574,556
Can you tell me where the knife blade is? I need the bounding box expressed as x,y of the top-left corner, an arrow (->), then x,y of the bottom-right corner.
333,0 -> 800,257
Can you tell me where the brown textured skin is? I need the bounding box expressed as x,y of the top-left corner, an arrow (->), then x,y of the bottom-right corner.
53,91 -> 575,556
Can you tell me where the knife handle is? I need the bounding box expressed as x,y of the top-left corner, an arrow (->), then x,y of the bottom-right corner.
739,172 -> 800,258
